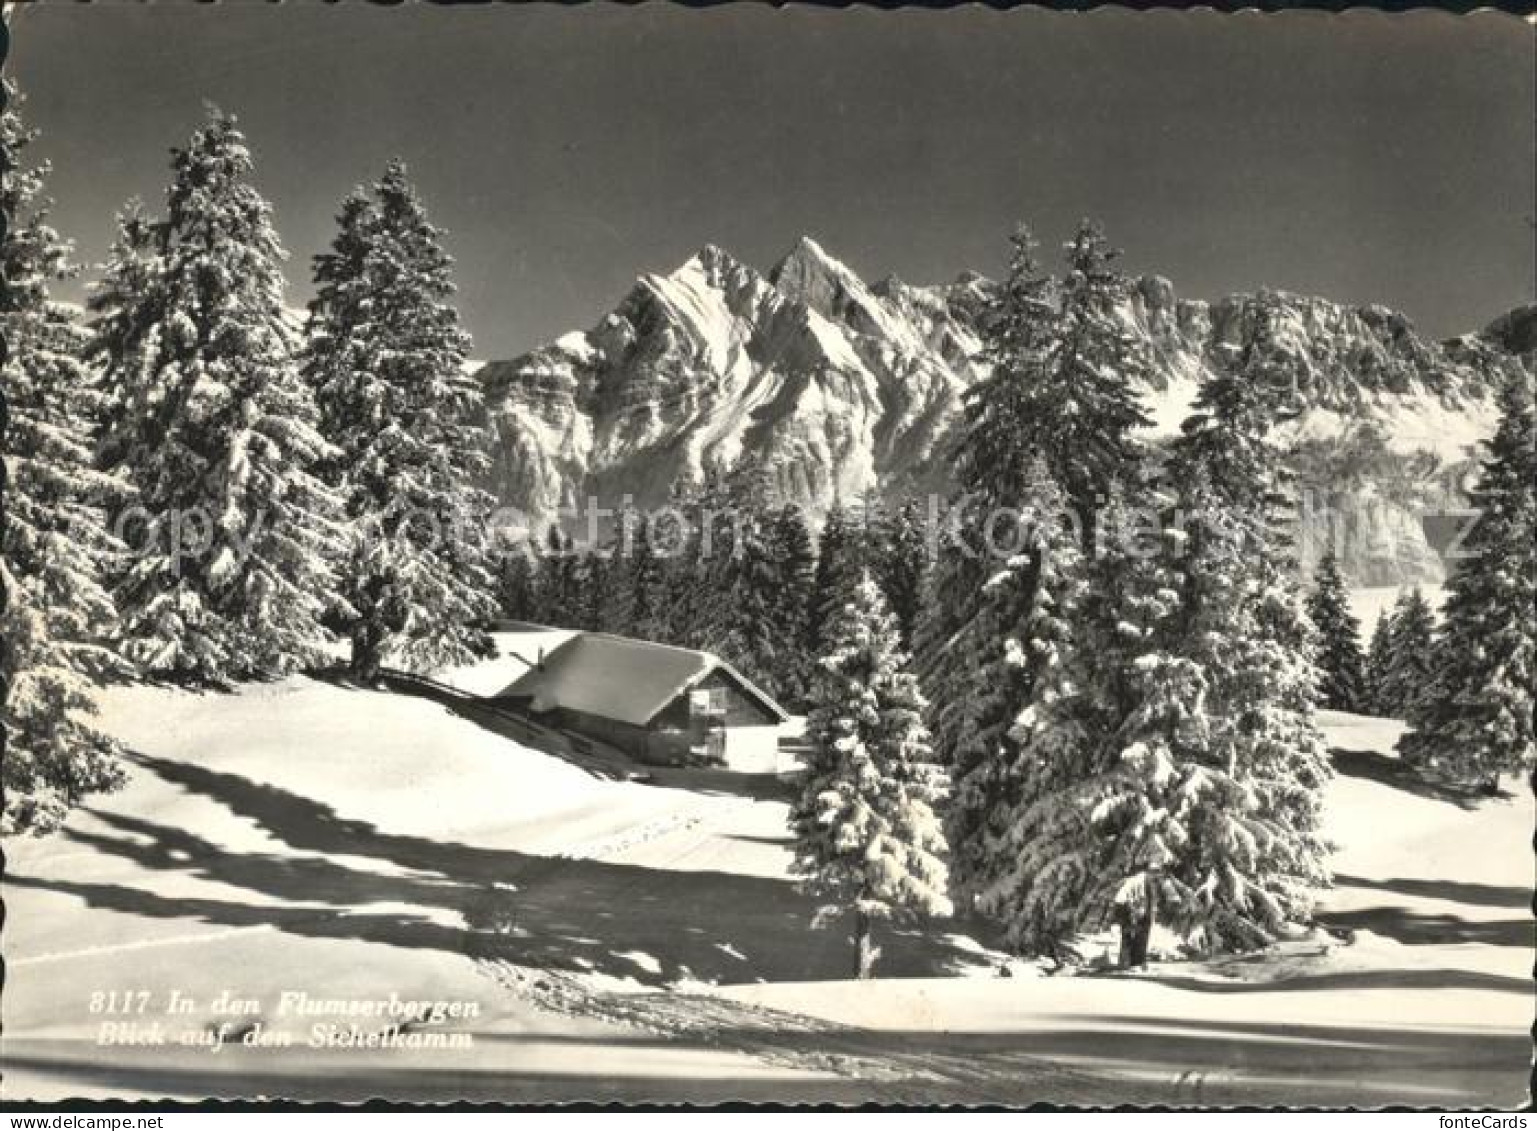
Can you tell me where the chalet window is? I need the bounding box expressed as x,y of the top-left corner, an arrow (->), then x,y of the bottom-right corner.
690,687 -> 727,716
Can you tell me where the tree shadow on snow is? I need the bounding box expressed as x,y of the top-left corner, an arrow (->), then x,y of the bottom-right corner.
0,1044 -> 877,1106
644,768 -> 796,804
1328,747 -> 1491,810
1103,966 -> 1531,995
722,833 -> 796,847
1333,873 -> 1534,911
1315,905 -> 1533,950
9,751 -> 986,988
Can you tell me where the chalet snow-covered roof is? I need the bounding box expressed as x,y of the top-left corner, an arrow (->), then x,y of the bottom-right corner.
492,632 -> 789,728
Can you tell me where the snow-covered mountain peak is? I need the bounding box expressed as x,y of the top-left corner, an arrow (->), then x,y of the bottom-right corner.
769,235 -> 867,303
772,233 -> 845,275
768,237 -> 930,354
673,242 -> 755,284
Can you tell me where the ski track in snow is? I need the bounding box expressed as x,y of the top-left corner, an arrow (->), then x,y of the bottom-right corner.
477,959 -> 1180,1105
9,923 -> 281,968
554,797 -> 757,865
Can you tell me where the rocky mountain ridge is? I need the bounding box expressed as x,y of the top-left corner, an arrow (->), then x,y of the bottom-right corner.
479,237 -> 1533,584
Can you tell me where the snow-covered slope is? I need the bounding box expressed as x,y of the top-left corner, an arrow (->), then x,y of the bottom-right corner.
481,240 -> 1532,583
4,655 -> 1528,1103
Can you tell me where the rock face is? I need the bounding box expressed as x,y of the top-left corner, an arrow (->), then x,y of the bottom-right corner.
480,238 -> 1531,584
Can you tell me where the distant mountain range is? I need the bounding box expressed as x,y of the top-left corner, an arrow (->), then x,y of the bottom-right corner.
476,237 -> 1534,585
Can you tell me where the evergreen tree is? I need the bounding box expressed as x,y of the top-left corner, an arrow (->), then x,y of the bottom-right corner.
629,512 -> 670,640
916,221 -> 1153,921
1305,550 -> 1367,712
1164,338 -> 1333,953
91,109 -> 338,683
599,503 -> 665,637
911,517 -> 980,799
809,502 -> 865,659
653,465 -> 738,649
870,496 -> 929,653
1001,220 -> 1154,540
1,89 -> 128,833
990,481 -> 1330,963
979,487 -> 1193,960
592,523 -> 627,634
534,525 -> 582,627
1400,378 -> 1536,791
945,461 -> 1083,915
494,539 -> 539,623
1164,290 -> 1305,514
915,228 -> 1058,907
1364,610 -> 1395,716
987,335 -> 1332,962
789,571 -> 951,979
765,502 -> 818,704
710,488 -> 820,703
1374,588 -> 1436,718
651,519 -> 701,645
89,201 -> 163,479
915,224 -> 1058,757
716,502 -> 785,691
302,159 -> 496,680
573,549 -> 605,632
916,220 -> 1150,761
1159,345 -> 1331,955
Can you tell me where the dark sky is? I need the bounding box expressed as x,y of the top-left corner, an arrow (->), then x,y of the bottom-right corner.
9,3 -> 1534,359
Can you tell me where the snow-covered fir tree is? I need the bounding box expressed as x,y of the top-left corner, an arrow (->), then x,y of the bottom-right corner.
764,502 -> 818,705
789,571 -> 951,979
870,496 -> 929,653
988,480 -> 1330,963
808,501 -> 867,657
302,159 -> 496,680
916,222 -> 1155,919
494,538 -> 539,623
533,525 -> 582,628
945,461 -> 1083,917
1305,549 -> 1367,712
574,550 -> 605,632
652,466 -> 738,649
1155,323 -> 1333,955
911,517 -> 979,802
1364,610 -> 1395,716
916,219 -> 1150,741
1373,588 -> 1437,719
1030,220 -> 1153,538
915,224 -> 1060,737
1,89 -> 128,833
91,108 -> 338,683
715,497 -> 791,696
1400,377 -> 1536,791
598,503 -> 665,638
1154,470 -> 1331,957
977,486 -> 1192,961
1163,290 -> 1304,513
89,201 -> 163,478
985,332 -> 1333,963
